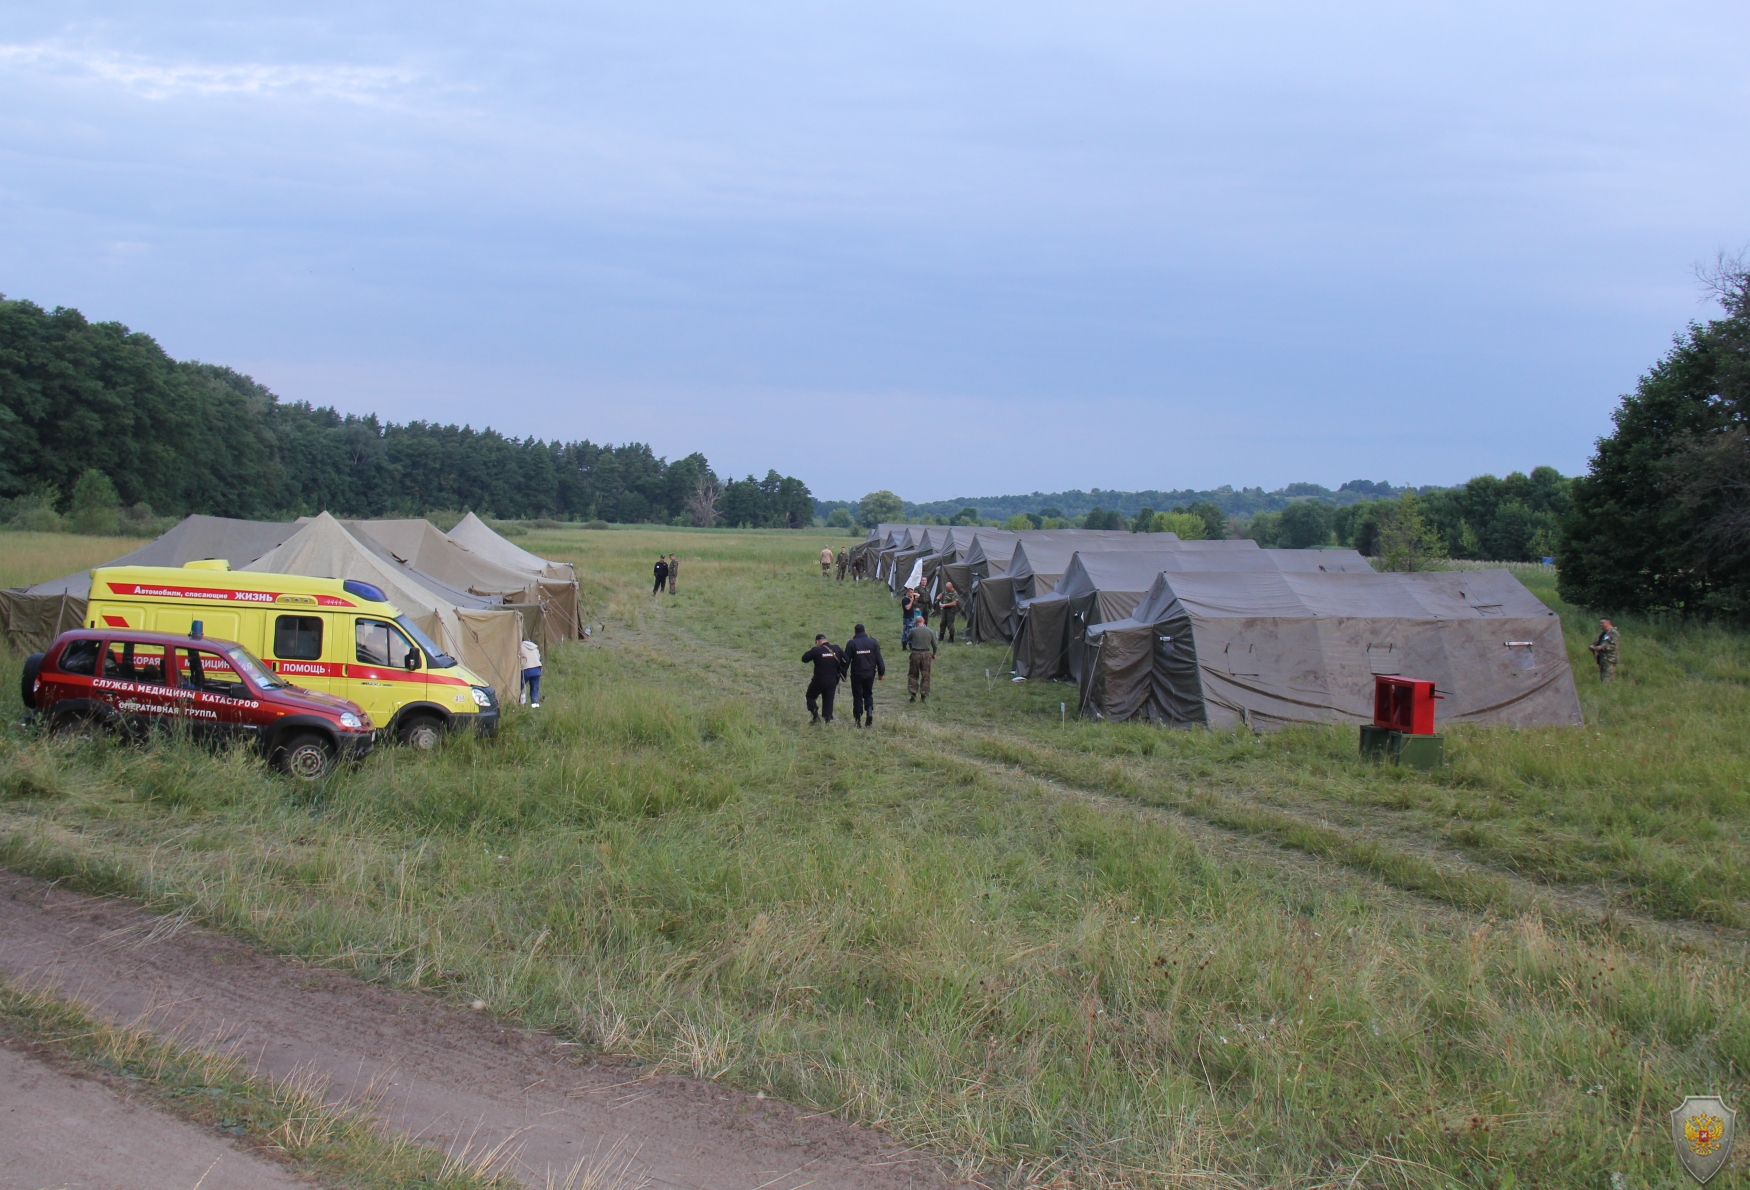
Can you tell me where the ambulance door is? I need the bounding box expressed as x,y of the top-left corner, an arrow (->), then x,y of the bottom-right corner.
148,607 -> 241,643
351,616 -> 428,725
269,613 -> 334,695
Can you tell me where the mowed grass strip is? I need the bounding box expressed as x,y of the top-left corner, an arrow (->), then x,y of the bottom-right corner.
0,527 -> 1746,1189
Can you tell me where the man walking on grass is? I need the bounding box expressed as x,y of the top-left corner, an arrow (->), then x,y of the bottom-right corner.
667,553 -> 678,594
935,581 -> 961,642
907,612 -> 937,703
836,547 -> 848,581
820,545 -> 835,577
1588,618 -> 1619,682
652,555 -> 669,596
844,622 -> 884,727
801,633 -> 846,724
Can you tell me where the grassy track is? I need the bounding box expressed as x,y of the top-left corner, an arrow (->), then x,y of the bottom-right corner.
1,527 -> 1746,1188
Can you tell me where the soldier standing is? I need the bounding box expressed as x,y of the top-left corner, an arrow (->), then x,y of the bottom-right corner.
1588,618 -> 1619,682
844,622 -> 885,727
801,634 -> 846,724
836,547 -> 848,581
906,613 -> 937,702
652,555 -> 669,596
935,581 -> 961,642
667,553 -> 679,594
901,587 -> 921,648
819,545 -> 835,577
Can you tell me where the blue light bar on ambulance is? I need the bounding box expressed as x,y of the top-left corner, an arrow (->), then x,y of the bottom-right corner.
343,580 -> 389,603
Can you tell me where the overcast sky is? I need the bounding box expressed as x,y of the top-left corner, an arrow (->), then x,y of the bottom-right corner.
2,3 -> 1745,501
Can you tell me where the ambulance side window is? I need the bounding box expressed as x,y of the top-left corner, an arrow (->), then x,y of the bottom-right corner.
356,619 -> 418,669
274,615 -> 323,660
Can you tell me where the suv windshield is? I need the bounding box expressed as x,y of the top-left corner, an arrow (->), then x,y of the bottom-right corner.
394,615 -> 456,668
224,646 -> 288,690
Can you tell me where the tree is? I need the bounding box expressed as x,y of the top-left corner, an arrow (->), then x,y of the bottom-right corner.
1147,511 -> 1206,538
1560,256 -> 1750,617
1130,507 -> 1156,532
1180,501 -> 1227,540
1001,513 -> 1032,530
68,468 -> 122,535
1277,501 -> 1333,549
1377,493 -> 1448,571
826,507 -> 854,528
686,474 -> 723,527
950,506 -> 981,526
1082,506 -> 1124,530
858,490 -> 904,528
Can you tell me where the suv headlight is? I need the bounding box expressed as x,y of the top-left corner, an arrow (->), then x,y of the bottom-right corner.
469,687 -> 493,708
339,711 -> 364,729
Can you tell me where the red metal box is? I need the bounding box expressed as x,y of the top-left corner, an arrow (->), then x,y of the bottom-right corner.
1373,675 -> 1438,735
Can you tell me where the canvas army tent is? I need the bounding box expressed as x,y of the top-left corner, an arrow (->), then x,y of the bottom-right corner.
1077,568 -> 1583,730
0,515 -> 305,652
1013,548 -> 1376,682
443,513 -> 583,642
246,513 -> 524,698
973,536 -> 1189,645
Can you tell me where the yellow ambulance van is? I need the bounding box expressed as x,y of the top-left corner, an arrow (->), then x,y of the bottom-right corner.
86,562 -> 499,747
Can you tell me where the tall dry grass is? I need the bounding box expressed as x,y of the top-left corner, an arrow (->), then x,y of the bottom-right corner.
0,526 -> 1744,1189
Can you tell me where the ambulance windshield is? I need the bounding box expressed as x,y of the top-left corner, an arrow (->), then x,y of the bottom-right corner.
394,615 -> 457,669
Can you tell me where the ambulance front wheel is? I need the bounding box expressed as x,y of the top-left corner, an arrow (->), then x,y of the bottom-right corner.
277,733 -> 336,780
397,714 -> 444,751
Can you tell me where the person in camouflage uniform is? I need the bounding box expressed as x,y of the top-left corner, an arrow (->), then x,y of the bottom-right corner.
935,581 -> 960,642
836,547 -> 848,581
1588,618 -> 1619,682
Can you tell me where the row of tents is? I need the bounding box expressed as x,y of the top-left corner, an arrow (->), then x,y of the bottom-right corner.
0,512 -> 582,699
848,524 -> 1583,730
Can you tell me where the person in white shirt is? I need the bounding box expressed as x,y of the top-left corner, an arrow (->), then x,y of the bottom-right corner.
519,639 -> 543,707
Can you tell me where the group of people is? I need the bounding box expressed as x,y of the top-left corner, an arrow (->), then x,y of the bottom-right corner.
820,546 -> 870,582
651,553 -> 680,595
902,581 -> 960,643
798,610 -> 940,726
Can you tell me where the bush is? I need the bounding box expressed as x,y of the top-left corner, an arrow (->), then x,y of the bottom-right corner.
584,520 -> 612,531
69,469 -> 122,536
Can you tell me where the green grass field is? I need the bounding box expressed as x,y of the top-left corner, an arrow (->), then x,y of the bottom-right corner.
2,526 -> 1746,1188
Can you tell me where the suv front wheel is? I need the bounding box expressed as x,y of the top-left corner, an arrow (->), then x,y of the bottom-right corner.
276,733 -> 336,780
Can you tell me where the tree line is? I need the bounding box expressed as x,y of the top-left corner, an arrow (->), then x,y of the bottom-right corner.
0,296 -> 813,530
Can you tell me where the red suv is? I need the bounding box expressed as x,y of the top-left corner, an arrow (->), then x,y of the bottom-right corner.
21,629 -> 376,780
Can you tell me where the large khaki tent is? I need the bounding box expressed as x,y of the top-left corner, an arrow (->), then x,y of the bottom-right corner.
972,536 -> 1190,645
354,516 -> 582,645
246,513 -> 524,698
1078,569 -> 1583,730
0,515 -> 304,652
1014,548 -> 1375,682
441,511 -> 584,640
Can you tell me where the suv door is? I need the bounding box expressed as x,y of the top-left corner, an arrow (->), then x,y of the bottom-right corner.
351,617 -> 428,725
99,640 -> 177,735
174,646 -> 258,745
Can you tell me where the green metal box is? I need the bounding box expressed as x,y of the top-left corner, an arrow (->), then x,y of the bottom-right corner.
1358,726 -> 1444,770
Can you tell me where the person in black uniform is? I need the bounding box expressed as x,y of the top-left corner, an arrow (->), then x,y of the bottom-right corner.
801,634 -> 847,724
652,556 -> 669,595
843,623 -> 885,728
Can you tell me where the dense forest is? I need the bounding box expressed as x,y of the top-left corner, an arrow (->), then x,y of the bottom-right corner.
1558,259 -> 1749,619
0,297 -> 813,529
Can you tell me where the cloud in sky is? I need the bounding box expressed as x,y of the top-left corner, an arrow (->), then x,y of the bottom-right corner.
1,1 -> 1745,500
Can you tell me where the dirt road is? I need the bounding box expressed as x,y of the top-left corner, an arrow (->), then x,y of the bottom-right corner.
0,871 -> 954,1190
0,1041 -> 312,1190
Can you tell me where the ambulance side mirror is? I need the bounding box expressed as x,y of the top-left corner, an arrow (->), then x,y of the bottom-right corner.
404,652 -> 419,671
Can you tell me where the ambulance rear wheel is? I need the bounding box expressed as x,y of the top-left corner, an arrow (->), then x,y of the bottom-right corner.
397,715 -> 443,751
277,733 -> 335,780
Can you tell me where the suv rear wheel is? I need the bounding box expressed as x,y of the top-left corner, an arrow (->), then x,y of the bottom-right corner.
397,714 -> 444,751
49,707 -> 107,740
276,733 -> 336,780
20,654 -> 44,710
